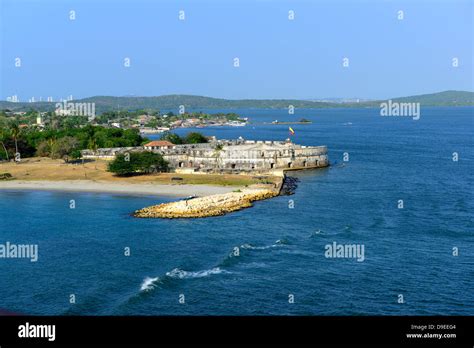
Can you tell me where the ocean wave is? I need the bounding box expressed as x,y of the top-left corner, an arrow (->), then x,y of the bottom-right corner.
139,240 -> 288,293
275,238 -> 290,245
240,243 -> 272,250
165,267 -> 228,279
240,239 -> 289,250
139,267 -> 229,293
307,228 -> 365,238
140,276 -> 161,292
219,239 -> 289,267
309,230 -> 324,238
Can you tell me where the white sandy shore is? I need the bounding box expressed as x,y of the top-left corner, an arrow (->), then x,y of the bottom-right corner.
0,180 -> 236,197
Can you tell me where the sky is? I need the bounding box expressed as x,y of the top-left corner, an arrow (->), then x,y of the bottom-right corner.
0,0 -> 473,101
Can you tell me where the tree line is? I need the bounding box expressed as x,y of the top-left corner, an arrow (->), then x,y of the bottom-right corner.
0,120 -> 209,164
0,122 -> 146,162
159,131 -> 208,145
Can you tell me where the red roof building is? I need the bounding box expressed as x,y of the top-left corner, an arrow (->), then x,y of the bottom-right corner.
143,140 -> 175,150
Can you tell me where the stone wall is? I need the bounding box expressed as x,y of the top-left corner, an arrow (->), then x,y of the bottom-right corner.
161,141 -> 328,173
80,139 -> 329,173
80,147 -> 141,160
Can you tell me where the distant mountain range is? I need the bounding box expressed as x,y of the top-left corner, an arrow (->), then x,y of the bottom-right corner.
1,90 -> 473,114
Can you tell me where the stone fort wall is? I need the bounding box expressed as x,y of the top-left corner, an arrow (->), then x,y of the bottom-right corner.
80,139 -> 329,174
162,140 -> 328,173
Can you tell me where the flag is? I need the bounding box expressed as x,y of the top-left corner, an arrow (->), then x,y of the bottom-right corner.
289,127 -> 295,136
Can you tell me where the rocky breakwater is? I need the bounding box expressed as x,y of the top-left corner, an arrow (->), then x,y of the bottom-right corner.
134,188 -> 278,219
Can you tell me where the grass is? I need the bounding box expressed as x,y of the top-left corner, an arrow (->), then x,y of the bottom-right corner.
0,157 -> 278,187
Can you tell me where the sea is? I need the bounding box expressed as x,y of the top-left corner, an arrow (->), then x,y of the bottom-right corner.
0,107 -> 472,315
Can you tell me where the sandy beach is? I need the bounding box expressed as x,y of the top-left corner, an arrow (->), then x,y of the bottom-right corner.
0,180 -> 237,197
0,157 -> 278,197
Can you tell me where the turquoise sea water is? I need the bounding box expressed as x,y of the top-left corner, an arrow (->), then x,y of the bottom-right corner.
0,107 -> 472,315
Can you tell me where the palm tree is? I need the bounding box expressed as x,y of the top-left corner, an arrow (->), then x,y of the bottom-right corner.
47,137 -> 56,159
0,128 -> 9,161
10,122 -> 20,162
88,138 -> 99,169
212,144 -> 224,170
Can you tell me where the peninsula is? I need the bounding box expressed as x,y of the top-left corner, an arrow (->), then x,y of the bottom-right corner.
0,101 -> 329,218
0,136 -> 329,218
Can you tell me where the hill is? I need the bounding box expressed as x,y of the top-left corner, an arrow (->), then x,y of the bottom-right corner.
390,90 -> 474,106
1,90 -> 472,113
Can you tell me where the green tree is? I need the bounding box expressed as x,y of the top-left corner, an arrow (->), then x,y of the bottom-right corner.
36,140 -> 51,157
108,151 -> 168,176
160,132 -> 183,144
0,128 -> 10,161
52,136 -> 79,161
9,122 -> 20,158
2,138 -> 36,159
212,144 -> 224,169
70,149 -> 82,159
48,138 -> 57,159
185,132 -> 208,144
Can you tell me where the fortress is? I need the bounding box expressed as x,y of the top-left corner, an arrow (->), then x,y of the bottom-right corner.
81,138 -> 329,174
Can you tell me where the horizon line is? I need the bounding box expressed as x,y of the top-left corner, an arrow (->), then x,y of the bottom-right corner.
2,89 -> 474,103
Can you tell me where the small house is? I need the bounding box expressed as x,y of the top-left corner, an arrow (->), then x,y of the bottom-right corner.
143,140 -> 175,150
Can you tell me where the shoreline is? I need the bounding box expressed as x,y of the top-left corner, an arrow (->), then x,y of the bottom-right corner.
134,176 -> 284,219
134,187 -> 279,218
0,180 -> 237,197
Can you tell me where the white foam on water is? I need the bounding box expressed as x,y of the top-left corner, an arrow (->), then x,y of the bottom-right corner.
309,230 -> 323,237
241,239 -> 287,250
275,239 -> 289,245
166,267 -> 228,279
241,244 -> 274,250
140,276 -> 160,291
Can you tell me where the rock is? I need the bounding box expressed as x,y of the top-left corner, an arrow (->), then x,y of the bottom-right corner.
133,188 -> 278,219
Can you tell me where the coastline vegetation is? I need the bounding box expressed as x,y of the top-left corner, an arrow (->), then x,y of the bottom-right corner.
0,116 -> 209,162
159,131 -> 208,144
0,157 -> 274,187
108,152 -> 168,176
0,108 -> 244,132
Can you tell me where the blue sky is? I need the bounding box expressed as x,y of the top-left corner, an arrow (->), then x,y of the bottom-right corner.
1,0 -> 472,101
